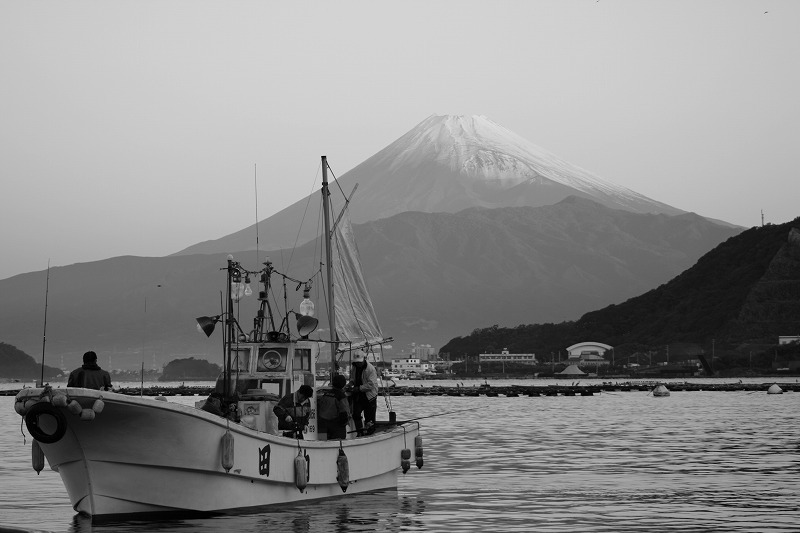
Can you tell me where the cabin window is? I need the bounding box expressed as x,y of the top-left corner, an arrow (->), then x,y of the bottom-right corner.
293,348 -> 312,371
257,347 -> 287,372
258,379 -> 284,397
232,348 -> 251,371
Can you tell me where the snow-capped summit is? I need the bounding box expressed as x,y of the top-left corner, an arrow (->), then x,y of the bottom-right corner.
350,114 -> 682,219
175,114 -> 685,256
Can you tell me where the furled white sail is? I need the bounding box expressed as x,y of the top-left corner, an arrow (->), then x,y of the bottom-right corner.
331,211 -> 384,350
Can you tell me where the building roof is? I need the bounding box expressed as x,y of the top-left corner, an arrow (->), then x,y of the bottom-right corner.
559,364 -> 586,375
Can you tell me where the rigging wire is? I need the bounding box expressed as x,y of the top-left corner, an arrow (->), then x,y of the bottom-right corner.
254,164 -> 260,266
40,260 -> 50,386
285,160 -> 323,272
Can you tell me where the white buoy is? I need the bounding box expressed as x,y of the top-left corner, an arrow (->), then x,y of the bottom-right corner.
221,430 -> 234,472
68,400 -> 82,415
767,383 -> 783,394
52,394 -> 68,408
294,451 -> 308,492
80,409 -> 96,421
92,399 -> 105,413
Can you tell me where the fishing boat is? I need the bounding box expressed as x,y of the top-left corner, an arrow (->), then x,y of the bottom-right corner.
13,156 -> 422,519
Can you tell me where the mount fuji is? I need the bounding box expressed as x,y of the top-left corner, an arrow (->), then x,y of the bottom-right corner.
176,115 -> 689,256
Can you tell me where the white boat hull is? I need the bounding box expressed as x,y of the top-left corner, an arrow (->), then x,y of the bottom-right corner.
17,388 -> 420,517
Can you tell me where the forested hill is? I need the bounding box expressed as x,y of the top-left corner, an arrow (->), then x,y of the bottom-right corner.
0,342 -> 62,380
441,218 -> 800,358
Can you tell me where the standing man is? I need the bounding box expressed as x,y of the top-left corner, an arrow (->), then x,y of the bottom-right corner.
348,350 -> 379,436
67,351 -> 112,390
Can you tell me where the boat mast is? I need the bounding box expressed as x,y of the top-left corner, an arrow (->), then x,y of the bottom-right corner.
321,156 -> 337,376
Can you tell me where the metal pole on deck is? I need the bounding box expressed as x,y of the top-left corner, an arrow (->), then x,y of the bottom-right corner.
321,156 -> 337,377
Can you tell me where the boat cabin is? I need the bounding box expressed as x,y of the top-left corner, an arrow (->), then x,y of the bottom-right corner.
207,340 -> 328,439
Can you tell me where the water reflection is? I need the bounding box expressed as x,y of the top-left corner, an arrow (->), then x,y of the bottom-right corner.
65,491 -> 413,533
2,390 -> 800,532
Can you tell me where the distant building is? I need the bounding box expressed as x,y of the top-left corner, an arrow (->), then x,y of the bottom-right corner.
565,342 -> 612,368
391,358 -> 435,374
778,336 -> 800,345
410,344 -> 437,359
478,348 -> 537,365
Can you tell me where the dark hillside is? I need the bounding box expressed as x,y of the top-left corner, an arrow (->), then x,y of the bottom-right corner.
442,218 -> 800,357
580,222 -> 797,345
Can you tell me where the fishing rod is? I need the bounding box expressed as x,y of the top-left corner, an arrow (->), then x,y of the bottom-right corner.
397,407 -> 484,424
40,260 -> 50,387
342,407 -> 485,435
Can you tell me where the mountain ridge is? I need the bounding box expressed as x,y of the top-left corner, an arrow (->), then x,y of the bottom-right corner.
0,199 -> 740,370
175,114 -> 693,258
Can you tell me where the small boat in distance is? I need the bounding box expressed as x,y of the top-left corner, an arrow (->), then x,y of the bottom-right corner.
14,156 -> 423,519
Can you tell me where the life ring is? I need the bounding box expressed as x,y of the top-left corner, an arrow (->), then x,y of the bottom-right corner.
25,402 -> 67,444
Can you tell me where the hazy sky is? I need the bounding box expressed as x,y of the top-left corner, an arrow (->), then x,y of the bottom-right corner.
2,1 -> 797,281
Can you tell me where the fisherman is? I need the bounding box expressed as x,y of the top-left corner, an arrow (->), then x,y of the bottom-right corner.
348,350 -> 379,436
273,384 -> 313,439
67,351 -> 112,390
317,374 -> 352,440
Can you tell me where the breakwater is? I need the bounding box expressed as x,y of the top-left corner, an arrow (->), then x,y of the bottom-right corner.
3,381 -> 798,397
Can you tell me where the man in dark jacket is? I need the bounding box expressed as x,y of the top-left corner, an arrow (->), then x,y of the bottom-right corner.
273,384 -> 313,438
318,374 -> 351,440
67,351 -> 112,390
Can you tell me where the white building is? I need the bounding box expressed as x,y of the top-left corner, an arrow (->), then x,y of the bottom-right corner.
778,336 -> 800,345
391,358 -> 435,375
410,344 -> 437,359
478,348 -> 537,365
565,342 -> 612,368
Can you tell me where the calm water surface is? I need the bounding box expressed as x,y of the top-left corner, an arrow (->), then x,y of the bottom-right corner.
1,379 -> 798,532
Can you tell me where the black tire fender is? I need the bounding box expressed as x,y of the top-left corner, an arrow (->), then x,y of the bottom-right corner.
25,401 -> 67,444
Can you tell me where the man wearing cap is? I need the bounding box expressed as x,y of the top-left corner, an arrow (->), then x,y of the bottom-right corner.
273,384 -> 314,439
348,350 -> 379,436
67,351 -> 113,391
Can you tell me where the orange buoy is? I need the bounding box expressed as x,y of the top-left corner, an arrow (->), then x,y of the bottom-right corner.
80,409 -> 95,421
401,448 -> 411,474
414,435 -> 424,469
14,401 -> 26,416
336,448 -> 349,492
32,440 -> 45,474
294,450 -> 308,492
24,399 -> 37,411
221,430 -> 234,473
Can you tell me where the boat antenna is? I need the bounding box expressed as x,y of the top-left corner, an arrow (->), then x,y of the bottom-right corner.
321,156 -> 337,377
40,260 -> 50,386
254,163 -> 260,264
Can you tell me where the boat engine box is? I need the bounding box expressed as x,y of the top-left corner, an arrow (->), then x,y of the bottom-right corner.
238,400 -> 278,434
